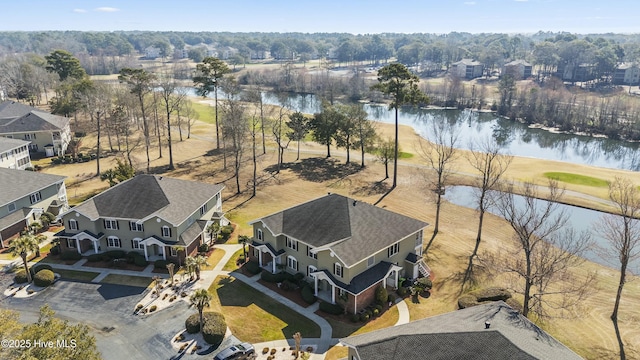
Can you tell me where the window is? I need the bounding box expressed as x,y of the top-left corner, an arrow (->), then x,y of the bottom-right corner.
334,263 -> 343,277
387,243 -> 399,257
68,219 -> 78,230
130,221 -> 144,232
162,226 -> 172,237
367,256 -> 375,267
415,231 -> 423,247
131,239 -> 143,250
199,204 -> 207,215
287,256 -> 298,271
67,239 -> 77,248
104,219 -> 118,230
24,133 -> 34,140
29,192 -> 41,204
170,247 -> 178,256
307,246 -> 317,259
256,229 -> 263,241
307,265 -> 317,277
338,288 -> 347,298
107,236 -> 121,248
286,236 -> 298,251
29,144 -> 38,151
7,202 -> 16,213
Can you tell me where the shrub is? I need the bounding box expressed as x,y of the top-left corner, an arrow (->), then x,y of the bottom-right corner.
280,279 -> 296,291
60,251 -> 82,261
387,294 -> 396,304
136,304 -> 143,310
87,253 -> 103,262
49,246 -> 60,255
185,313 -> 201,334
149,305 -> 157,312
14,270 -> 29,284
374,304 -> 383,312
33,269 -> 55,287
319,301 -> 344,315
472,288 -> 511,302
202,312 -> 226,347
372,308 -> 380,317
260,271 -> 291,283
270,349 -> 277,355
416,277 -> 433,291
33,264 -> 53,273
27,289 -> 35,294
198,243 -> 209,253
350,314 -> 360,323
134,256 -> 148,267
375,286 -> 388,305
262,348 -> 269,355
397,287 -> 408,297
457,294 -> 478,309
243,261 -> 261,275
361,313 -> 370,322
301,285 -> 316,304
293,272 -> 305,284
219,225 -> 234,241
154,260 -> 168,269
105,250 -> 126,259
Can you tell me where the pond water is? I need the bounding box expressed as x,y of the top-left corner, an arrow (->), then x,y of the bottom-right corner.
443,185 -> 639,273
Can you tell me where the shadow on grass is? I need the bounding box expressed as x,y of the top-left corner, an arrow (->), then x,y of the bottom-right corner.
351,180 -> 391,197
265,157 -> 362,183
97,283 -> 147,300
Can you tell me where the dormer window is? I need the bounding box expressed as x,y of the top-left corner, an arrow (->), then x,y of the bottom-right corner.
68,219 -> 78,230
334,263 -> 343,277
256,228 -> 263,241
162,226 -> 172,237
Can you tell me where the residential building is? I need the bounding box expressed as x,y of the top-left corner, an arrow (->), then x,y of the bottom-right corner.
0,137 -> 32,170
556,63 -> 596,82
55,175 -> 226,263
341,301 -> 584,360
613,63 -> 640,85
248,194 -> 430,314
0,168 -> 67,248
503,60 -> 533,79
144,46 -> 161,59
0,101 -> 71,157
451,59 -> 484,79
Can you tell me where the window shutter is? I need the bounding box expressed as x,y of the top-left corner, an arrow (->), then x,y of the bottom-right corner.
116,221 -> 119,230
131,240 -> 134,248
169,228 -> 172,237
129,222 -> 132,231
103,220 -> 107,228
296,261 -> 299,271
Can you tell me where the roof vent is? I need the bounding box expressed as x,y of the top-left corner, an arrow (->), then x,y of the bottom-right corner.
485,321 -> 491,329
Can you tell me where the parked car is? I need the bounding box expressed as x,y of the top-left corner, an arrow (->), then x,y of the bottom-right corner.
213,343 -> 254,360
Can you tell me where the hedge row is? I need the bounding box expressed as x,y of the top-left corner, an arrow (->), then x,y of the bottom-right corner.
319,301 -> 344,315
301,285 -> 316,304
243,261 -> 261,275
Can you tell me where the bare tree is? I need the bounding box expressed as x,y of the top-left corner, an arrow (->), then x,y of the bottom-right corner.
271,105 -> 292,173
598,177 -> 640,360
157,72 -> 185,170
220,78 -> 248,194
492,180 -> 594,319
248,103 -> 262,197
466,137 -> 512,274
79,81 -> 112,177
419,119 -> 459,252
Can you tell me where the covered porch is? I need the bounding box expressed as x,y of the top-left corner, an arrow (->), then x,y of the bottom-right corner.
54,230 -> 104,255
405,253 -> 431,279
140,236 -> 170,261
251,241 -> 285,273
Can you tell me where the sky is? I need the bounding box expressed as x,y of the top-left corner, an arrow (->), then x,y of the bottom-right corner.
1,0 -> 640,34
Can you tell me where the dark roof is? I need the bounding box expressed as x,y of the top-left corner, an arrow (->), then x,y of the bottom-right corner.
255,194 -> 428,266
0,208 -> 31,232
71,175 -> 224,225
0,168 -> 65,206
317,261 -> 395,294
54,229 -> 104,239
505,60 -> 532,67
0,137 -> 30,153
178,220 -> 207,246
0,101 -> 70,133
252,240 -> 286,256
405,252 -> 420,264
341,301 -> 583,360
356,332 -> 536,360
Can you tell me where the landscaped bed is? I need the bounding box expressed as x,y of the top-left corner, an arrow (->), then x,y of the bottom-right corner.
54,269 -> 100,282
316,302 -> 399,338
100,274 -> 154,288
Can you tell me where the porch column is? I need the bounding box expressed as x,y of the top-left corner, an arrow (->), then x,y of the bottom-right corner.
144,244 -> 149,261
394,269 -> 399,288
93,240 -> 98,254
76,238 -> 81,254
272,257 -> 276,274
162,246 -> 166,260
354,294 -> 357,314
331,284 -> 335,304
314,276 -> 318,296
258,250 -> 263,266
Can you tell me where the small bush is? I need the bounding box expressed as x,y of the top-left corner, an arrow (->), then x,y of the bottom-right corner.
219,225 -> 234,241
457,294 -> 478,309
181,292 -> 188,298
361,313 -> 370,322
33,269 -> 55,287
387,294 -> 396,303
416,277 -> 433,291
280,279 -> 296,291
375,286 -> 388,305
27,289 -> 35,294
260,271 -> 291,283
33,264 -> 53,273
319,301 -> 344,315
14,270 -> 29,284
149,305 -> 157,312
270,349 -> 277,355
134,256 -> 148,267
397,287 -> 408,297
267,356 -> 273,360
105,250 -> 126,259
372,308 -> 380,317
201,312 -> 226,346
301,285 -> 316,304
198,243 -> 209,253
60,251 -> 82,261
350,314 -> 360,323
87,253 -> 103,262
243,261 -> 261,275
154,260 -> 168,269
374,304 -> 383,312
185,313 -> 201,334
262,347 -> 269,354
136,304 -> 143,310
472,288 -> 511,302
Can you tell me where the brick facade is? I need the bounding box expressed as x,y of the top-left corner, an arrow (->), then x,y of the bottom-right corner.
345,280 -> 383,314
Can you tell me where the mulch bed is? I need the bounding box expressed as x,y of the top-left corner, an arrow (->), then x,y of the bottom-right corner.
41,254 -> 80,265
257,279 -> 312,308
315,302 -> 393,324
82,260 -> 147,272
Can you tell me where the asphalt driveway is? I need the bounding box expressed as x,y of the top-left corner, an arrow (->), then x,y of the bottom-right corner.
0,278 -> 198,360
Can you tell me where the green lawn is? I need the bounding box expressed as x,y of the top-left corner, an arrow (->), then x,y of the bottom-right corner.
543,172 -> 610,188
207,276 -> 321,343
222,249 -> 244,271
100,274 -> 154,288
326,305 -> 399,338
398,151 -> 414,159
200,248 -> 226,271
54,269 -> 100,282
191,102 -> 215,124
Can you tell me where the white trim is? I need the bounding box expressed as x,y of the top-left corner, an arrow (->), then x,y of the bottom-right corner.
287,255 -> 298,271
107,236 -> 121,248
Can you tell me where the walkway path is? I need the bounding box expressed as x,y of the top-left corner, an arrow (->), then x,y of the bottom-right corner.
394,298 -> 410,326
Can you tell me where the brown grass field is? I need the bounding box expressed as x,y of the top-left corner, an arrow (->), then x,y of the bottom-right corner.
39,101 -> 640,359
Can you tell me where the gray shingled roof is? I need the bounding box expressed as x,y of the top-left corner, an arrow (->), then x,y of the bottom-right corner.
0,168 -> 65,207
0,208 -> 31,232
71,175 -> 224,226
0,101 -> 70,133
0,137 -> 30,153
341,301 -> 583,360
505,59 -> 532,67
256,194 -> 428,267
453,58 -> 483,66
318,261 -> 394,294
178,220 -> 207,246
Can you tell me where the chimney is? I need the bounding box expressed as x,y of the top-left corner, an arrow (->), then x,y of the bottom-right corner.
485,321 -> 491,329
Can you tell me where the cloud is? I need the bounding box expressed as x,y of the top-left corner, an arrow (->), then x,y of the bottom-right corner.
73,8 -> 87,13
95,7 -> 120,12
464,1 -> 476,4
